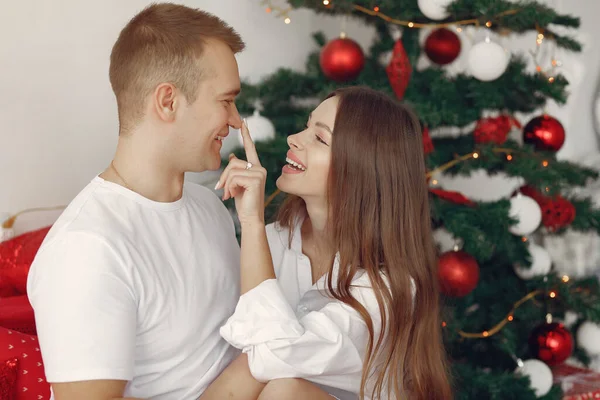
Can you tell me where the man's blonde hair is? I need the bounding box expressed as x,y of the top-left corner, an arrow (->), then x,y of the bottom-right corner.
109,3 -> 245,133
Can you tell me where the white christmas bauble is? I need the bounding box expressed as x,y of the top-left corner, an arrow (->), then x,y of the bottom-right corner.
417,0 -> 453,20
514,243 -> 552,280
562,311 -> 579,329
515,359 -> 553,397
238,109 -> 275,146
467,39 -> 509,81
509,194 -> 542,236
577,321 -> 600,355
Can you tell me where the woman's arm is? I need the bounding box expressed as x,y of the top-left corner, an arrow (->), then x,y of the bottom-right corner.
216,119 -> 275,294
219,278 -> 382,392
199,354 -> 265,400
238,220 -> 275,294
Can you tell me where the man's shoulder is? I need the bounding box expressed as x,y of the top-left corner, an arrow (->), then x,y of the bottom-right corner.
184,180 -> 217,200
38,178 -> 139,254
183,181 -> 235,225
184,181 -> 224,208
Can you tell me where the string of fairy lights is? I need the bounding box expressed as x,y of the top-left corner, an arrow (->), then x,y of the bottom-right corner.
261,0 -> 562,83
258,0 -> 575,340
0,201 -> 574,342
0,2 -> 572,345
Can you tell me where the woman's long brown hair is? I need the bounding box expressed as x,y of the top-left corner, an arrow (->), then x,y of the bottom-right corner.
276,86 -> 452,399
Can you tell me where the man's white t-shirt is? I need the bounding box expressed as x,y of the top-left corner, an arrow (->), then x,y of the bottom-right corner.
27,176 -> 241,399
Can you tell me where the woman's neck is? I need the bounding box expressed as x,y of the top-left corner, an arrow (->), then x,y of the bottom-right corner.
301,199 -> 335,283
303,199 -> 329,247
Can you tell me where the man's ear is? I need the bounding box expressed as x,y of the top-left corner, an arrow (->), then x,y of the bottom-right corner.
153,83 -> 178,122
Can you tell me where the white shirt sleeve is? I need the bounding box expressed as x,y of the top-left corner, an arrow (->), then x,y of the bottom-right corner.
27,231 -> 137,383
219,278 -> 381,384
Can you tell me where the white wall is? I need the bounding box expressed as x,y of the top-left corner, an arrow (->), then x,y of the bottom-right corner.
0,0 -> 375,220
1,0 -> 599,223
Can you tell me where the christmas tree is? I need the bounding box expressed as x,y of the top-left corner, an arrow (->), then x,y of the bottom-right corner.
227,1 -> 600,398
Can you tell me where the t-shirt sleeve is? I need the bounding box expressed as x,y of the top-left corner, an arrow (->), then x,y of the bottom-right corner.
26,231 -> 137,383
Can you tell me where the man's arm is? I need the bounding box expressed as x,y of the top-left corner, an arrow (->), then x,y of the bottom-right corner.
52,380 -> 130,400
27,232 -> 138,400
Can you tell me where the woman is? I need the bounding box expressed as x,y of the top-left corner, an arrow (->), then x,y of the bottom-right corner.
202,86 -> 452,399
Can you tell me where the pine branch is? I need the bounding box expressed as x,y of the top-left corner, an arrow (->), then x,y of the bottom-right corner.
427,138 -> 598,191
451,362 -> 562,399
285,0 -> 581,51
407,57 -> 570,128
560,277 -> 600,323
431,196 -> 531,263
569,197 -> 600,235
240,36 -> 573,129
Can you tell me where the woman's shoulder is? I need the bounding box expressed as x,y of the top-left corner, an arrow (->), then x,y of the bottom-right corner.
265,222 -> 291,250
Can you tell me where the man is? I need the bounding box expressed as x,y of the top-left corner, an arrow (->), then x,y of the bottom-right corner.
27,3 -> 245,399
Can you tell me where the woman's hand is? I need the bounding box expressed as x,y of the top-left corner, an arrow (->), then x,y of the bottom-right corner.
215,119 -> 266,226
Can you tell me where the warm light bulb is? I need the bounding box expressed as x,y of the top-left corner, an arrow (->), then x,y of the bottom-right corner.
284,17 -> 291,24
456,27 -> 463,32
549,291 -> 557,298
323,0 -> 329,5
485,21 -> 492,27
548,77 -> 555,83
442,321 -> 447,327
374,6 -> 380,12
562,275 -> 570,283
508,315 -> 514,322
472,152 -> 479,159
522,236 -> 528,242
266,7 -> 272,13
506,154 -> 513,161
542,160 -> 549,167
483,331 -> 489,337
538,33 -> 544,39
431,179 -> 438,185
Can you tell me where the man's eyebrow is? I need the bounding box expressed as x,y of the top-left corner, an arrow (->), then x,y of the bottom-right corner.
220,88 -> 241,97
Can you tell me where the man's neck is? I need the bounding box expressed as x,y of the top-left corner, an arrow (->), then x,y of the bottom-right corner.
101,136 -> 186,203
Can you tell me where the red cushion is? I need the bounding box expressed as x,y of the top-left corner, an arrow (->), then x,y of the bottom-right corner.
0,327 -> 50,399
0,296 -> 36,336
0,227 -> 51,297
0,357 -> 19,400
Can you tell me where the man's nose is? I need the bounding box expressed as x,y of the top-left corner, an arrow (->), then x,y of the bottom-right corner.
229,103 -> 242,129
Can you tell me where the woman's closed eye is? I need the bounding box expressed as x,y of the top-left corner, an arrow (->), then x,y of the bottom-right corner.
315,135 -> 328,145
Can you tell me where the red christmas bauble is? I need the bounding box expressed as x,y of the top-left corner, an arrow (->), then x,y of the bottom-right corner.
529,322 -> 573,365
474,115 -> 521,145
422,125 -> 434,154
438,250 -> 480,297
386,39 -> 412,100
523,115 -> 565,152
320,37 -> 365,82
424,28 -> 461,65
541,197 -> 576,232
518,186 -> 576,231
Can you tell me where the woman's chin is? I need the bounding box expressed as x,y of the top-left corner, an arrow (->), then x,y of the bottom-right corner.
276,176 -> 296,195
